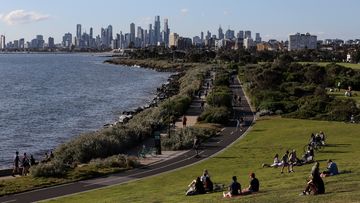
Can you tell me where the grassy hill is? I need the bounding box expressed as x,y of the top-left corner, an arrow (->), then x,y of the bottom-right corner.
47,118 -> 360,203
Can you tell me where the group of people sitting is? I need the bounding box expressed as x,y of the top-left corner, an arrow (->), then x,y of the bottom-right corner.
223,173 -> 259,198
186,169 -> 214,195
186,169 -> 260,198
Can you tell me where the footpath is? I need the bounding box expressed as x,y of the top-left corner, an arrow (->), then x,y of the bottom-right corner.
0,72 -> 255,203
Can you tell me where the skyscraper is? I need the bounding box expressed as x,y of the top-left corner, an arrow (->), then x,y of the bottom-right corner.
107,25 -> 113,46
148,24 -> 153,45
218,26 -> 224,40
163,18 -> 170,46
90,27 -> 93,39
245,30 -> 251,39
48,37 -> 55,48
237,31 -> 244,39
62,32 -> 72,48
76,24 -> 82,39
288,33 -> 317,51
130,23 -> 136,43
255,33 -> 262,43
154,15 -> 161,45
0,35 -> 5,49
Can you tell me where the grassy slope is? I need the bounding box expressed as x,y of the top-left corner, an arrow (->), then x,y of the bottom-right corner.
47,118 -> 360,203
328,90 -> 360,104
299,62 -> 360,70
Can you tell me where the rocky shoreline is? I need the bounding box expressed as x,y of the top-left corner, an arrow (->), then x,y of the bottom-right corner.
104,57 -> 189,72
103,58 -> 185,128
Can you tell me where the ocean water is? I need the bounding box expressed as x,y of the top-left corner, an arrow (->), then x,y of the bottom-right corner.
0,53 -> 171,168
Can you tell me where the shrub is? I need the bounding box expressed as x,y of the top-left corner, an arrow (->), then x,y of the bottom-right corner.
31,160 -> 69,178
161,126 -> 217,150
198,106 -> 231,124
207,86 -> 232,108
89,154 -> 140,169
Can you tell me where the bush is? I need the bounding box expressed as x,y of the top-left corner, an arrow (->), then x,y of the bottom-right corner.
89,154 -> 140,169
198,106 -> 231,124
31,160 -> 69,178
161,126 -> 217,150
207,86 -> 232,108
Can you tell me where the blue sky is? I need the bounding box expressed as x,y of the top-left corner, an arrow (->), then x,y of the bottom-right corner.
0,0 -> 359,43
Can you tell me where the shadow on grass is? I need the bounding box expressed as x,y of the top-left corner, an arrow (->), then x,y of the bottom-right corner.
211,156 -> 240,159
320,150 -> 349,154
325,144 -> 351,147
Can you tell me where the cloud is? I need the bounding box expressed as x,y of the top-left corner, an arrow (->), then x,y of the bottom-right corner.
180,8 -> 189,15
0,10 -> 49,25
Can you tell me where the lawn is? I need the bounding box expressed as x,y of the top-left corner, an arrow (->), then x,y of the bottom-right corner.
299,62 -> 360,70
46,117 -> 360,203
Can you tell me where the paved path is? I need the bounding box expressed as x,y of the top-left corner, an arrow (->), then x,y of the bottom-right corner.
0,75 -> 255,203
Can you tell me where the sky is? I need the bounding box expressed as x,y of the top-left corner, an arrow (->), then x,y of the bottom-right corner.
0,0 -> 359,43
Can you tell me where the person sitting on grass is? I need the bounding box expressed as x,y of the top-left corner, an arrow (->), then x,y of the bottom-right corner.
281,151 -> 290,174
301,145 -> 314,164
204,176 -> 214,192
319,131 -> 326,145
321,159 -> 339,177
186,177 -> 205,196
262,153 -> 283,168
241,173 -> 260,195
223,176 -> 241,198
300,162 -> 325,196
200,169 -> 210,183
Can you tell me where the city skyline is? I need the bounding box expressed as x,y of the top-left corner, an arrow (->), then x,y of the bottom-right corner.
0,0 -> 359,42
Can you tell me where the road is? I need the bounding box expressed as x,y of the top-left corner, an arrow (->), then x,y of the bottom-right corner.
0,76 -> 255,203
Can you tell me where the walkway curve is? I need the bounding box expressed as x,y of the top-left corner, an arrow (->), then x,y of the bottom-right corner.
0,76 -> 255,203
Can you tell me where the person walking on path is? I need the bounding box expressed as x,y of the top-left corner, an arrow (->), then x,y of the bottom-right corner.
22,153 -> 30,176
200,100 -> 205,110
193,136 -> 200,157
12,151 -> 20,177
182,115 -> 187,128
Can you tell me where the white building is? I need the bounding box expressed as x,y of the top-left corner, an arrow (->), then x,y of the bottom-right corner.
288,33 -> 317,51
243,37 -> 254,49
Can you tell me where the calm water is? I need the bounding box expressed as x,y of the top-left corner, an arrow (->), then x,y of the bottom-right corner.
0,53 -> 171,168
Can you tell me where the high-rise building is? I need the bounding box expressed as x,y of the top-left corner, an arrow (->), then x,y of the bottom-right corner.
76,24 -> 82,40
107,25 -> 113,46
245,30 -> 251,39
62,32 -> 72,48
163,18 -> 170,46
90,27 -> 93,39
288,33 -> 317,51
154,15 -> 161,45
200,31 -> 204,42
243,37 -> 254,49
48,37 -> 55,48
19,38 -> 25,49
169,32 -> 179,48
206,31 -> 211,40
225,29 -> 235,40
218,26 -> 224,40
148,24 -> 153,45
237,31 -> 244,39
130,23 -> 136,43
0,35 -> 5,49
255,33 -> 262,43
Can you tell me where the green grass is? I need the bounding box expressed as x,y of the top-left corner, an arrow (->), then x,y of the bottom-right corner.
299,62 -> 360,70
46,118 -> 360,203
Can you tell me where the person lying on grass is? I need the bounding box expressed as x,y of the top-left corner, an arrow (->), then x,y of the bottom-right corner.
186,177 -> 205,196
321,159 -> 339,177
241,173 -> 260,195
223,176 -> 242,198
262,153 -> 283,168
300,162 -> 325,196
